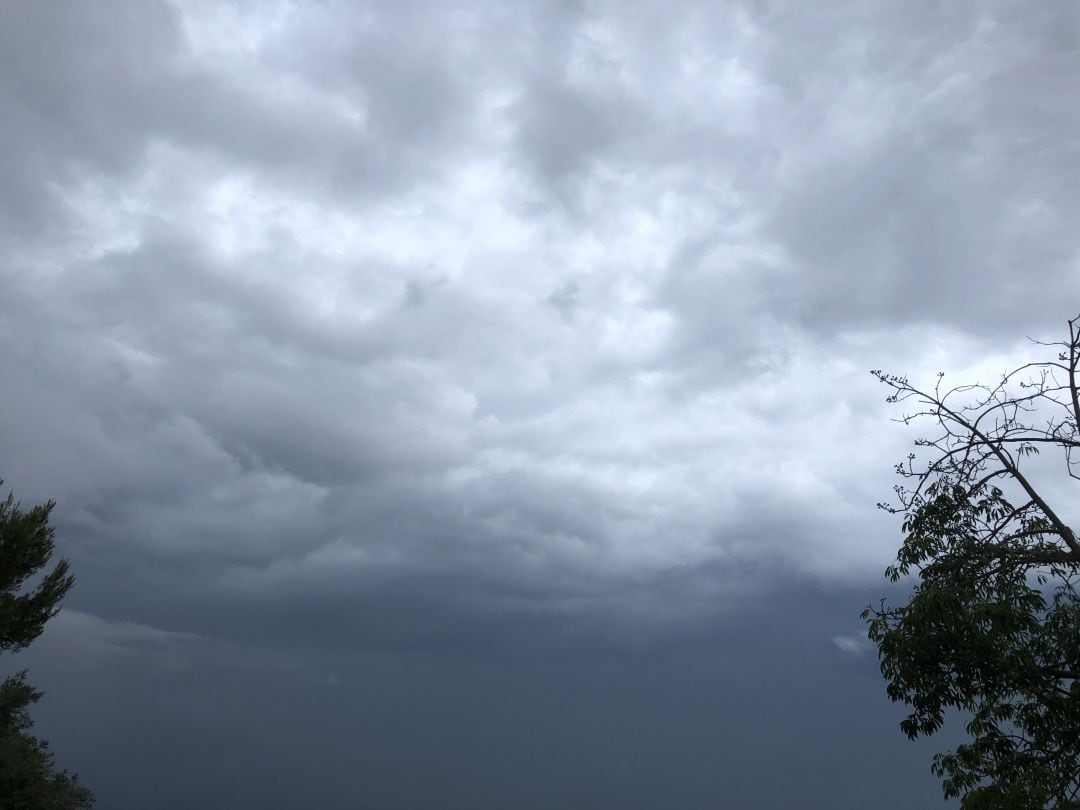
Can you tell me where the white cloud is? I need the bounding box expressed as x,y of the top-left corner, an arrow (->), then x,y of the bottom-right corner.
832,633 -> 871,658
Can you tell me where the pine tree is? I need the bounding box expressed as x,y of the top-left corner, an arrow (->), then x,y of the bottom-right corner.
0,482 -> 93,809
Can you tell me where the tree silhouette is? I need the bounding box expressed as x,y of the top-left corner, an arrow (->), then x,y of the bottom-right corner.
0,483 -> 93,808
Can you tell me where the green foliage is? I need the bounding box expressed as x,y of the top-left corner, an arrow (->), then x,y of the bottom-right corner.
865,482 -> 1080,805
0,491 -> 75,653
0,480 -> 93,808
0,672 -> 93,809
866,317 -> 1080,808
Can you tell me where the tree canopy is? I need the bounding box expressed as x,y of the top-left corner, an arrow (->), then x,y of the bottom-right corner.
865,316 -> 1080,808
0,483 -> 93,809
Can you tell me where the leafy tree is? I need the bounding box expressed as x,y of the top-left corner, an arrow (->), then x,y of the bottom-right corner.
0,483 -> 93,809
865,316 -> 1080,808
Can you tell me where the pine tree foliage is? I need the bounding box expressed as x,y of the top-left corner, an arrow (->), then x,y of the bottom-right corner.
0,482 -> 93,809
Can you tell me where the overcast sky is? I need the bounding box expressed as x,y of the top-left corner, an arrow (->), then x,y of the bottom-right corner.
2,1 -> 1078,807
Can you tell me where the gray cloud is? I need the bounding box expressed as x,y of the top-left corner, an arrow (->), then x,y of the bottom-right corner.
1,1 -> 1072,806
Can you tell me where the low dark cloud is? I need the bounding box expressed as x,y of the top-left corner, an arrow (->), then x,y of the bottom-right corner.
22,583 -> 954,810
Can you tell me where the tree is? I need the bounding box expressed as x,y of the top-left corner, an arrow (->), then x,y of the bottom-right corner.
0,483 -> 93,809
864,316 -> 1080,808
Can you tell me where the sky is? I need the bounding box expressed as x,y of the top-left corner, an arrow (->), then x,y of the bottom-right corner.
1,1 -> 1078,807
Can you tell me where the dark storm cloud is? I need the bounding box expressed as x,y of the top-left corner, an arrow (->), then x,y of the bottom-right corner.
1,1 -> 1074,807
20,583 -> 956,810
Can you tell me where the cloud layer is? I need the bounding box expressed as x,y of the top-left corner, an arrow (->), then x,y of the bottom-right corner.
2,1 -> 1076,807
